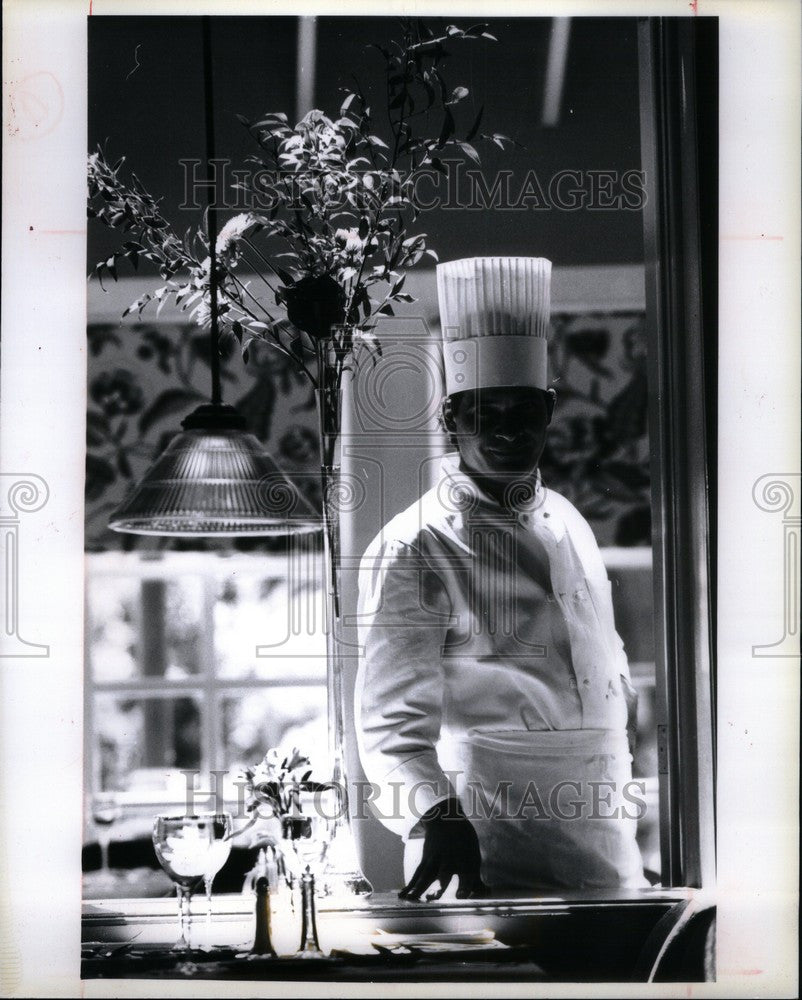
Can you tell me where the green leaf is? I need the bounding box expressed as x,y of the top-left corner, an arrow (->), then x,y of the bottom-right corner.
272,263 -> 296,286
137,388 -> 206,435
430,68 -> 448,105
483,132 -> 516,151
437,109 -> 456,149
466,104 -> 484,142
122,293 -> 152,318
255,112 -> 288,125
458,141 -> 481,165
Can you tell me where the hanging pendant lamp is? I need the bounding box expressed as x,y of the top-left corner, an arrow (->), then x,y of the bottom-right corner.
109,19 -> 320,538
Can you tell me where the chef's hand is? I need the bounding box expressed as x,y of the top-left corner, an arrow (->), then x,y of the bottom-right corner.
399,798 -> 487,901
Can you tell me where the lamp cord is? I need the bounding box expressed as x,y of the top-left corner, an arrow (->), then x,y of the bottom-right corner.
202,16 -> 222,406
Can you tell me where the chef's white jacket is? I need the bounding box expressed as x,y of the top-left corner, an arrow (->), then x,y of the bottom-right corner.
355,454 -> 644,889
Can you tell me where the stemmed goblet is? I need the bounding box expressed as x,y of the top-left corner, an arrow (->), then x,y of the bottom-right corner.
92,792 -> 122,874
152,812 -> 233,951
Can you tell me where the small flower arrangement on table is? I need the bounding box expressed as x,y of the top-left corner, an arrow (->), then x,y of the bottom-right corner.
239,747 -> 316,847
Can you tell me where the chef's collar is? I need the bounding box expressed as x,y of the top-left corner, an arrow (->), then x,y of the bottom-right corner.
439,451 -> 544,510
438,452 -> 566,542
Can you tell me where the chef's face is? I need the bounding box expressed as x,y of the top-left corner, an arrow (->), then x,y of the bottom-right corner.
447,387 -> 553,482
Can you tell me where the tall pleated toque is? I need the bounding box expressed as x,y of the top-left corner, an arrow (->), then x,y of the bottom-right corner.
436,257 -> 552,393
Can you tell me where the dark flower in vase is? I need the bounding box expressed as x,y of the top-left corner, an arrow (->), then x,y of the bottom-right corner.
280,274 -> 346,342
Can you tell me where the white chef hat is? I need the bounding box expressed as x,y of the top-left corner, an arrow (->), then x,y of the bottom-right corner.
436,257 -> 552,395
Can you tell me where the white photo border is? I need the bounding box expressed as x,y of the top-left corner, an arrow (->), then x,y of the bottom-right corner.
1,1 -> 799,996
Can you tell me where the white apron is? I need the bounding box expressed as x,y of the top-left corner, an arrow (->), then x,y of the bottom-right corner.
406,728 -> 647,892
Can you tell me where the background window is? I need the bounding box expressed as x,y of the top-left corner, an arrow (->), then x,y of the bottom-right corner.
84,550 -> 328,820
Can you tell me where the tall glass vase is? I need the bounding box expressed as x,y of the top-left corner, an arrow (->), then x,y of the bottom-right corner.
314,336 -> 372,897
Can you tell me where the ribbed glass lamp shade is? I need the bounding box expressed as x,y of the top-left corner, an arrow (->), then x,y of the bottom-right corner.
108,405 -> 321,537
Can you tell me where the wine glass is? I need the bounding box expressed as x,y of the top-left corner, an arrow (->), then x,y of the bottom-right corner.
92,792 -> 122,873
152,813 -> 233,951
277,782 -> 340,958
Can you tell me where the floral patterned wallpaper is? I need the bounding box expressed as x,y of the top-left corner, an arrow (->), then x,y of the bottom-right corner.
544,310 -> 650,547
85,308 -> 650,551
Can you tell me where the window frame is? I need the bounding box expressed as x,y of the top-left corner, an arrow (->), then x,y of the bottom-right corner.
83,548 -> 329,803
638,16 -> 717,889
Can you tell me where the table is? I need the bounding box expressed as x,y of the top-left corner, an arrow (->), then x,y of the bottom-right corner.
82,888 -> 697,982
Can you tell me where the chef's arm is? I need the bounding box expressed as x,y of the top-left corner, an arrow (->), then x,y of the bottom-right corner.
355,538 -> 458,838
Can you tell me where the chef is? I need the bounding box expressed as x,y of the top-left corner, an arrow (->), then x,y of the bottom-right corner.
355,257 -> 646,899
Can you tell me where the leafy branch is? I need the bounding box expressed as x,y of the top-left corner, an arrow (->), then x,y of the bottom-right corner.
87,17 -> 510,407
